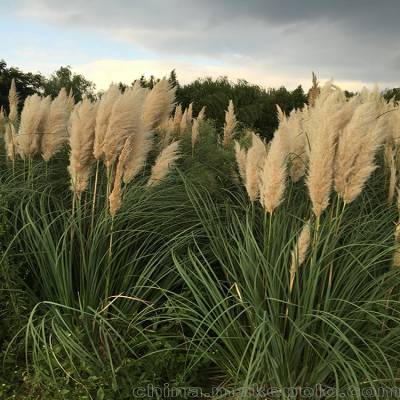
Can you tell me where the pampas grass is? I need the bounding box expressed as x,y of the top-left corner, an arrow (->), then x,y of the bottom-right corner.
244,133 -> 266,201
234,140 -> 247,183
103,84 -> 146,166
93,84 -> 120,160
387,145 -> 397,205
41,88 -> 72,161
259,130 -> 287,214
68,98 -> 97,196
289,221 -> 311,291
147,140 -> 180,187
142,78 -> 176,133
223,100 -> 237,146
180,108 -> 188,134
334,99 -> 384,204
173,104 -> 183,133
197,106 -> 206,121
8,78 -> 19,124
191,118 -> 200,152
17,94 -> 44,158
305,86 -> 340,217
122,129 -> 153,184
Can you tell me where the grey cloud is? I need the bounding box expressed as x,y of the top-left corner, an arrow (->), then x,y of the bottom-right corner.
9,0 -> 400,85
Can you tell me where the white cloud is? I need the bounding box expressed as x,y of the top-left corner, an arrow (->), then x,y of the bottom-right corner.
73,58 -> 385,92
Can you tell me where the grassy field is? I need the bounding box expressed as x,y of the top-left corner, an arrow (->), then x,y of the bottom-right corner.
1,78 -> 400,399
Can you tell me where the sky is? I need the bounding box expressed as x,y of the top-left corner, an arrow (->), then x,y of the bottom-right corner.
1,0 -> 400,92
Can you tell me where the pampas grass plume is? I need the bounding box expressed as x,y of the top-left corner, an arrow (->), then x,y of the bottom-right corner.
42,88 -> 71,161
259,131 -> 287,213
17,94 -> 43,158
289,221 -> 311,291
8,78 -> 19,124
223,100 -> 237,146
94,84 -> 120,160
191,118 -> 200,151
173,105 -> 182,133
234,140 -> 247,183
142,78 -> 176,133
103,84 -> 145,166
244,133 -> 266,201
147,141 -> 180,187
68,98 -> 97,196
197,106 -> 206,121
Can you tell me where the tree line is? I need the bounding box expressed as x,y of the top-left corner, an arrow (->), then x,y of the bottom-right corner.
1,60 -> 399,140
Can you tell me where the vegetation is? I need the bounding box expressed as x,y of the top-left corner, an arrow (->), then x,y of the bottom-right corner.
1,70 -> 400,400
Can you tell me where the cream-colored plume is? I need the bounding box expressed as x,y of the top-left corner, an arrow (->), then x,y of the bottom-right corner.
279,108 -> 307,183
289,221 -> 311,291
223,100 -> 237,146
197,106 -> 206,121
68,99 -> 97,196
16,94 -> 44,158
94,84 -> 120,160
173,105 -> 182,133
259,131 -> 287,213
179,109 -> 188,134
147,140 -> 181,187
191,118 -> 200,151
8,79 -> 19,124
305,86 -> 344,217
41,88 -> 71,161
142,78 -> 176,133
307,72 -> 319,108
186,103 -> 193,124
234,141 -> 247,183
387,145 -> 397,205
244,133 -> 267,201
4,124 -> 16,161
121,129 -> 153,184
103,84 -> 146,166
334,99 -> 385,204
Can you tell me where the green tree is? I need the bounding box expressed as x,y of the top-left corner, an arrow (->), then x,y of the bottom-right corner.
43,65 -> 96,101
0,59 -> 46,113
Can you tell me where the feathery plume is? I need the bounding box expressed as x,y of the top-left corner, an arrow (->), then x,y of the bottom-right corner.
8,79 -> 19,124
122,129 -> 153,184
234,140 -> 247,183
307,72 -> 319,108
191,118 -> 200,151
147,141 -> 180,187
42,88 -> 71,161
68,99 -> 97,196
186,102 -> 193,123
66,90 -> 75,113
305,89 -> 341,217
173,105 -> 182,133
4,124 -> 16,161
179,108 -> 188,134
16,94 -> 43,158
259,131 -> 287,213
244,133 -> 267,201
197,106 -> 206,121
388,145 -> 397,206
103,84 -> 146,166
94,84 -> 120,160
223,100 -> 237,146
334,100 -> 384,204
142,78 -> 176,133
289,221 -> 311,291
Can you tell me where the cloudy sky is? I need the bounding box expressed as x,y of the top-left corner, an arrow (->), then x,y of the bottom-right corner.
1,0 -> 400,91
